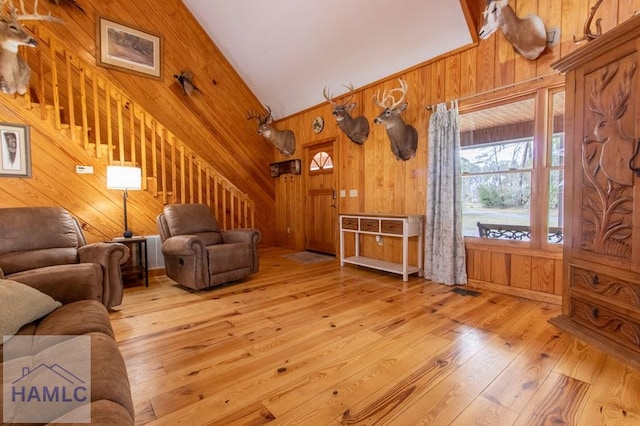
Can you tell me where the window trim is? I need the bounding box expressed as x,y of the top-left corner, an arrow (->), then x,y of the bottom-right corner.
460,83 -> 565,253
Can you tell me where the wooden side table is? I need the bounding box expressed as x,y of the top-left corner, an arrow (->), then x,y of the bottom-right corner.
111,236 -> 148,287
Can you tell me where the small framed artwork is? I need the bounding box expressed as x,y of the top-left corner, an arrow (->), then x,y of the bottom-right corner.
96,16 -> 162,80
0,123 -> 30,178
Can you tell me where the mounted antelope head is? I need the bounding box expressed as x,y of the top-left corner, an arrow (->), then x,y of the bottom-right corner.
323,84 -> 369,144
0,0 -> 60,95
479,0 -> 548,60
246,105 -> 296,156
372,78 -> 417,161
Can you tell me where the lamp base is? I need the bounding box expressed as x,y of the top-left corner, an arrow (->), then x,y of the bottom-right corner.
123,230 -> 133,238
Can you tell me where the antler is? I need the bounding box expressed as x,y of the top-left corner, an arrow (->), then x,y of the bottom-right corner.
1,0 -> 62,22
246,109 -> 263,123
589,66 -> 619,118
373,79 -> 408,110
246,105 -> 272,124
323,83 -> 355,107
322,86 -> 337,106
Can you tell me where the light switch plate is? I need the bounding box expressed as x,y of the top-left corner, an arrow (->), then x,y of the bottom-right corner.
76,165 -> 94,174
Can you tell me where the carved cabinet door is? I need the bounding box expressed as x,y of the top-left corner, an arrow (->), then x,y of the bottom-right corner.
570,44 -> 640,272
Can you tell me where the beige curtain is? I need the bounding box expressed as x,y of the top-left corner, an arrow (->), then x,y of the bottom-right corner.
425,101 -> 467,285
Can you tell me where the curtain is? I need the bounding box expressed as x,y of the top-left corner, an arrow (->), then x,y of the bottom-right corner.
425,101 -> 467,285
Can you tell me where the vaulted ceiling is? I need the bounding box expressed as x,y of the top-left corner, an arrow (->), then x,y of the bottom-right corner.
182,0 -> 476,119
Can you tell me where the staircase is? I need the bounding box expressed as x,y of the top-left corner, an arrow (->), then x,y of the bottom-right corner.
9,23 -> 254,230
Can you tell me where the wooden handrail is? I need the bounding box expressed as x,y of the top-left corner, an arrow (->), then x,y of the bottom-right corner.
21,23 -> 255,229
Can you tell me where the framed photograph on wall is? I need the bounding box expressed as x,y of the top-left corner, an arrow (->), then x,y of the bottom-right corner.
0,123 -> 31,178
96,16 -> 163,80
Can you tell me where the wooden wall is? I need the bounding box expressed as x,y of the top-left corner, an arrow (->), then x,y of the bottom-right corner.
0,0 -> 276,244
275,0 -> 640,302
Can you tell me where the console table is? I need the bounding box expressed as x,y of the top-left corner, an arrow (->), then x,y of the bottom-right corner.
339,213 -> 424,281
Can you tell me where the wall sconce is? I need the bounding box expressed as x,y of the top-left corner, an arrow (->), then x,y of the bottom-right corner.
106,165 -> 141,238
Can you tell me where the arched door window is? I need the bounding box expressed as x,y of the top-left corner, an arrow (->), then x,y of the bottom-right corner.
310,151 -> 333,174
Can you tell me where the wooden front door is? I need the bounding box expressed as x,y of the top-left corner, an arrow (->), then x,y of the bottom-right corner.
305,141 -> 336,254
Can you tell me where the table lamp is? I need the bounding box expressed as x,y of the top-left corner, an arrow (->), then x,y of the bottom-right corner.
106,165 -> 142,238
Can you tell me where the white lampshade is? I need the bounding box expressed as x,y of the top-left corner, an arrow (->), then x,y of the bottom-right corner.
106,166 -> 141,190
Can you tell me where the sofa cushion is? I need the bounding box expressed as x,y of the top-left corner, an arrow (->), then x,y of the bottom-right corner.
164,203 -> 220,235
0,279 -> 61,337
0,248 -> 79,276
0,207 -> 81,275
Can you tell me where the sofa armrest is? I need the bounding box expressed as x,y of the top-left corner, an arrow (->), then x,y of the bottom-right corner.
161,235 -> 207,257
78,242 -> 130,308
221,228 -> 261,246
221,228 -> 261,273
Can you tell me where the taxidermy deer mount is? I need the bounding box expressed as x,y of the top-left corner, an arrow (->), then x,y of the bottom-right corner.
479,0 -> 559,60
373,78 -> 418,161
0,0 -> 61,95
247,105 -> 296,156
323,83 -> 369,144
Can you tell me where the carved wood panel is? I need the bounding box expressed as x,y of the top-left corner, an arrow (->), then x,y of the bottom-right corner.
580,54 -> 638,260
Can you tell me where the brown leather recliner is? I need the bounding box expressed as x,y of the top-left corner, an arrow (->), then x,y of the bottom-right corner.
156,204 -> 261,290
0,206 -> 130,308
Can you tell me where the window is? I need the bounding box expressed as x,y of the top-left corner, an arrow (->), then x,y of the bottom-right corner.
310,151 -> 333,174
460,88 -> 564,247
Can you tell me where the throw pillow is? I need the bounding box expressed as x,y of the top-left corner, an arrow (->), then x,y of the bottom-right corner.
0,279 -> 61,338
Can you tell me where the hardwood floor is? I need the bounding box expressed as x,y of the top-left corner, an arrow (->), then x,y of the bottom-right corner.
110,247 -> 640,425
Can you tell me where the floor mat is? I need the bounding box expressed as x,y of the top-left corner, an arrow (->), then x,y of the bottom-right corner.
281,251 -> 335,264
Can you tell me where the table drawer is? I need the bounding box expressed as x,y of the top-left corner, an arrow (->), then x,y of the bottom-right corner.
342,217 -> 358,230
571,267 -> 640,309
381,220 -> 403,235
572,298 -> 640,350
360,219 -> 379,232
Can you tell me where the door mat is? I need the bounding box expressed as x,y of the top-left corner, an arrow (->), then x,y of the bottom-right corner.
281,251 -> 335,264
451,287 -> 482,297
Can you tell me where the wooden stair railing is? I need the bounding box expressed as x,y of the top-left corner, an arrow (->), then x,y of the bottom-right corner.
15,24 -> 255,230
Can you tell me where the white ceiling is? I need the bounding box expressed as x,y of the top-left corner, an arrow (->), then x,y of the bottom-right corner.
182,0 -> 474,119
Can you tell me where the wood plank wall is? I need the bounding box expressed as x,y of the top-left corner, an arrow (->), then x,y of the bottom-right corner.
274,0 -> 640,302
0,0 -> 276,244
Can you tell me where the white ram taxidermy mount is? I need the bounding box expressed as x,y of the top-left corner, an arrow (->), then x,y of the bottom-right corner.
479,0 -> 560,61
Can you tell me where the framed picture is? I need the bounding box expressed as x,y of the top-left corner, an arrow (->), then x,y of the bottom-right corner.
96,16 -> 162,80
0,123 -> 30,178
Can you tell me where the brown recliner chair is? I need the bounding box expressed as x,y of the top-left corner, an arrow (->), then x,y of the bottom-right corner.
0,206 -> 130,308
156,204 -> 261,290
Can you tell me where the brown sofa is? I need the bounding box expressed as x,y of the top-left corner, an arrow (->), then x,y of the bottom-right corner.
157,203 -> 261,290
0,207 -> 129,308
0,278 -> 134,425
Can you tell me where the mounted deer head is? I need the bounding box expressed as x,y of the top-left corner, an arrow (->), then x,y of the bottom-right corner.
0,0 -> 61,95
323,84 -> 369,144
373,78 -> 418,161
478,0 -> 549,60
247,105 -> 296,156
